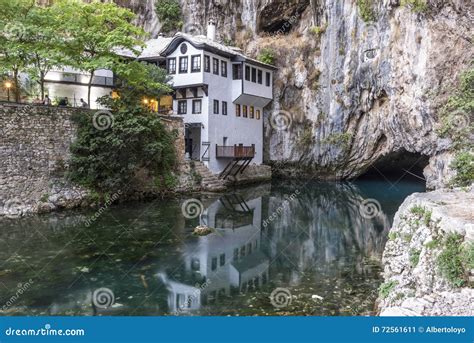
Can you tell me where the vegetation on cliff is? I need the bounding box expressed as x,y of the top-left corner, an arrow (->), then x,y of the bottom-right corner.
155,0 -> 182,33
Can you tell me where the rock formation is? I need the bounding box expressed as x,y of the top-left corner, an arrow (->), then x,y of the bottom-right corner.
124,0 -> 473,188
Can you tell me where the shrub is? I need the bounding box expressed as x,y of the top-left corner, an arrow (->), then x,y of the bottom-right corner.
323,132 -> 352,151
379,280 -> 397,299
309,25 -> 326,38
257,48 -> 275,65
155,0 -> 182,33
437,234 -> 466,287
357,0 -> 375,22
69,98 -> 177,194
401,0 -> 428,12
450,151 -> 474,187
409,249 -> 421,267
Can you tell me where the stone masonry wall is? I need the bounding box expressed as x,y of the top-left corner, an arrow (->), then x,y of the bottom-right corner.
0,103 -> 187,217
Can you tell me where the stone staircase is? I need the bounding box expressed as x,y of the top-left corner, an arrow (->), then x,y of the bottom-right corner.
193,161 -> 227,192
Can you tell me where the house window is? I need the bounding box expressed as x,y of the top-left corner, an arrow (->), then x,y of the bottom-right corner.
167,58 -> 176,74
220,253 -> 225,266
211,257 -> 217,271
221,61 -> 227,77
247,242 -> 252,254
213,100 -> 219,114
179,56 -> 188,73
251,67 -> 256,82
249,106 -> 254,119
178,100 -> 187,114
256,109 -> 261,120
192,99 -> 201,114
266,72 -> 271,86
233,248 -> 239,261
233,64 -> 242,79
191,258 -> 200,271
245,66 -> 250,81
240,245 -> 246,257
222,101 -> 227,115
191,55 -> 201,72
243,105 -> 248,118
204,55 -> 210,72
257,70 -> 262,84
235,104 -> 241,117
213,58 -> 219,75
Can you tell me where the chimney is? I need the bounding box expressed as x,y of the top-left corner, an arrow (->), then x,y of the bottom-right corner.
207,19 -> 216,41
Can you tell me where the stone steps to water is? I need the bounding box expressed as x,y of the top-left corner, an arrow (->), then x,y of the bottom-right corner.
193,161 -> 227,192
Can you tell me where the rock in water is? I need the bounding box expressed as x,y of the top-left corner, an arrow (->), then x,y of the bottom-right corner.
193,225 -> 213,236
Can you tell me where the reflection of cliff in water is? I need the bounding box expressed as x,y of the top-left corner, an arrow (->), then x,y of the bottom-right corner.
264,182 -> 390,268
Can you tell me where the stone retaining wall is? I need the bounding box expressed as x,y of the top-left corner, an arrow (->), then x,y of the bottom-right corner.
0,103 -> 188,217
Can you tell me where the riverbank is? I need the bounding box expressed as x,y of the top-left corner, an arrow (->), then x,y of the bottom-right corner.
377,187 -> 474,316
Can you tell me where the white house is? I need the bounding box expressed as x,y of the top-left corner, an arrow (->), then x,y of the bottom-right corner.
159,22 -> 276,176
44,21 -> 276,177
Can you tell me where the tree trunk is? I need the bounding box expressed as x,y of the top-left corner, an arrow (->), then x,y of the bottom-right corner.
40,71 -> 45,101
13,69 -> 20,103
87,70 -> 94,107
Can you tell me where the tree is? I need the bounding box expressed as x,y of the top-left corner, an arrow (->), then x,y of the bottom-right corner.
51,0 -> 146,106
0,0 -> 35,102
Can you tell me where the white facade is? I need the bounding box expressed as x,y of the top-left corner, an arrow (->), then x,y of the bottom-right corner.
163,33 -> 275,174
44,67 -> 114,109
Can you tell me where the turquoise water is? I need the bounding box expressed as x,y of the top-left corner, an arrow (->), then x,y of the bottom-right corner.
0,179 -> 424,316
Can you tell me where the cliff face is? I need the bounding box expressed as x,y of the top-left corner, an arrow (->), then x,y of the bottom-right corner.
123,0 -> 473,188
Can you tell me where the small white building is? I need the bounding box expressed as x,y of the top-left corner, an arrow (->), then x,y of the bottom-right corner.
159,22 -> 276,175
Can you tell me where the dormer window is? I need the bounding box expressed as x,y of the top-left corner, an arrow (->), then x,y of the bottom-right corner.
191,55 -> 201,72
180,43 -> 188,54
179,56 -> 188,73
213,58 -> 219,75
167,58 -> 176,74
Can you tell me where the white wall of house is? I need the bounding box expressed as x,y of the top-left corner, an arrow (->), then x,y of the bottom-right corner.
168,41 -> 272,174
44,67 -> 114,109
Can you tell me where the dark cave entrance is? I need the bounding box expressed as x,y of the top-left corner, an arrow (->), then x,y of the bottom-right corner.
358,149 -> 430,183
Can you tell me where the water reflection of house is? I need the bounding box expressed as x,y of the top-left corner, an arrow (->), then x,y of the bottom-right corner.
158,194 -> 269,314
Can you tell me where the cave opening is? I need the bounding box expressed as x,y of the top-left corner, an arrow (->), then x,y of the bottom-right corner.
358,149 -> 430,183
259,19 -> 295,35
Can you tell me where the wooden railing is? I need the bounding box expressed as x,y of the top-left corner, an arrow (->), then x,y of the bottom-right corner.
216,144 -> 255,158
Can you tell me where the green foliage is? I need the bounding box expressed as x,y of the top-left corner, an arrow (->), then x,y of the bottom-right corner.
438,68 -> 474,149
309,25 -> 326,38
39,193 -> 49,203
257,48 -> 276,65
379,280 -> 397,299
69,97 -> 177,193
323,132 -> 353,151
410,206 -> 432,226
402,233 -> 413,243
388,231 -> 399,240
437,234 -> 467,287
409,249 -> 421,267
298,124 -> 314,149
357,0 -> 376,22
155,0 -> 182,33
0,0 -> 146,103
450,151 -> 474,187
400,0 -> 428,13
425,239 -> 440,249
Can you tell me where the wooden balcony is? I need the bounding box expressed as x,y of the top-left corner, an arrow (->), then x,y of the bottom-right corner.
216,144 -> 255,159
